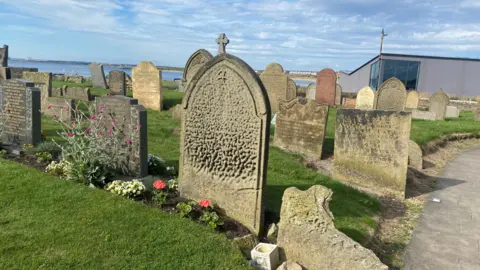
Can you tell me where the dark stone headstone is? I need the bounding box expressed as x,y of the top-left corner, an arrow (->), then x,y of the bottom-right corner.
108,70 -> 126,95
63,86 -> 92,101
0,80 -> 41,147
88,62 -> 108,89
9,67 -> 38,79
0,45 -> 8,67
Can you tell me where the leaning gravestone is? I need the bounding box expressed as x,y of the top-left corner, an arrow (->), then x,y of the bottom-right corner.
180,53 -> 270,234
0,45 -> 8,67
274,98 -> 328,158
286,78 -> 297,100
260,63 -> 288,113
375,77 -> 407,111
95,96 -> 148,177
182,49 -> 213,90
405,91 -> 419,110
132,61 -> 163,111
335,84 -> 342,105
108,70 -> 126,96
429,89 -> 450,120
43,97 -> 75,121
306,83 -> 316,100
315,68 -> 336,106
22,71 -> 52,110
0,80 -> 41,147
89,63 -> 108,89
355,86 -> 375,110
332,109 -> 411,199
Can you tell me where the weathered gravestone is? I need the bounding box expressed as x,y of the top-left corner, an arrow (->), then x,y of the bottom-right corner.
63,86 -> 92,101
22,71 -> 52,109
375,77 -> 407,111
412,110 -> 436,121
89,63 -> 108,89
0,45 -> 8,67
95,96 -> 148,177
51,87 -> 63,97
405,90 -> 419,110
170,104 -> 182,121
7,67 -> 38,79
355,86 -> 375,110
445,106 -> 459,118
65,76 -> 84,84
315,68 -> 336,106
306,83 -> 316,100
296,86 -> 307,97
429,89 -> 450,120
108,70 -> 126,96
132,61 -> 163,111
274,98 -> 328,158
180,53 -> 270,234
0,80 -> 41,147
182,49 -> 213,90
332,109 -> 412,199
43,97 -> 75,121
342,98 -> 356,109
286,78 -> 297,100
475,107 -> 480,121
260,63 -> 288,113
335,84 -> 342,105
408,140 -> 423,170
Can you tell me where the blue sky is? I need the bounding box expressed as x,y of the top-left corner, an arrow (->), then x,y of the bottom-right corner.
1,0 -> 480,71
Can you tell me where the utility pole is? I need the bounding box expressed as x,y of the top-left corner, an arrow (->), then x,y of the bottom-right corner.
376,29 -> 388,90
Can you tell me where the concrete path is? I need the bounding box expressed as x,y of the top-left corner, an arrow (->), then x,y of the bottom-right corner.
404,148 -> 480,270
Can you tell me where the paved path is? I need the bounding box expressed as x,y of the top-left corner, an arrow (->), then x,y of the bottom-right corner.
404,148 -> 480,270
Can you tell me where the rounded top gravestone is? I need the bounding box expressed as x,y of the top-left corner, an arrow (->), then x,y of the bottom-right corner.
260,62 -> 288,114
287,77 -> 297,100
375,77 -> 407,111
182,49 -> 214,84
429,88 -> 450,120
315,68 -> 336,106
306,83 -> 316,100
355,86 -> 375,110
405,90 -> 419,110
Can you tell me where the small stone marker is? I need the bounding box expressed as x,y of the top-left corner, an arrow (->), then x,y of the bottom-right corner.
408,140 -> 423,170
445,106 -> 459,118
8,68 -> 38,79
355,86 -> 375,110
132,61 -> 163,111
286,78 -> 297,100
180,53 -> 270,234
88,62 -> 108,89
306,83 -> 316,100
63,86 -> 92,101
412,110 -> 436,121
22,71 -> 52,110
429,89 -> 450,120
260,63 -> 288,113
216,33 -> 229,55
0,45 -> 8,67
182,49 -> 213,89
65,76 -> 84,84
108,70 -> 126,96
95,96 -> 148,177
375,77 -> 407,111
0,80 -> 41,147
274,98 -> 329,158
405,90 -> 419,110
315,68 -> 336,106
332,109 -> 412,199
335,84 -> 342,105
342,98 -> 356,109
43,97 -> 75,121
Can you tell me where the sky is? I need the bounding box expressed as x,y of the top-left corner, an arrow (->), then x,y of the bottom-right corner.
1,0 -> 480,71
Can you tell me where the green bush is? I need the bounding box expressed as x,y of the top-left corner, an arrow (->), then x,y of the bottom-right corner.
29,141 -> 62,158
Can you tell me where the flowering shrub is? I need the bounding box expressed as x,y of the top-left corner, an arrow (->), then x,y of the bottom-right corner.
199,211 -> 223,229
147,154 -> 167,176
23,144 -> 35,151
152,179 -> 168,206
35,152 -> 53,163
167,179 -> 178,191
45,160 -> 73,177
176,199 -> 224,229
177,201 -> 197,218
106,180 -> 146,199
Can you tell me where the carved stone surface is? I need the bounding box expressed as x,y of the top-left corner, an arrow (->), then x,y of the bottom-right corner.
0,45 -> 8,67
44,97 -> 74,121
335,84 -> 342,105
286,78 -> 297,100
95,96 -> 148,177
408,140 -> 423,170
315,68 -> 336,106
22,71 -> 52,111
108,70 -> 126,96
63,86 -> 92,101
429,89 -> 450,120
332,109 -> 412,199
274,98 -> 328,158
355,86 -> 375,110
132,61 -> 163,111
405,90 -> 419,110
182,49 -> 213,89
88,62 -> 108,89
260,63 -> 288,114
180,54 -> 270,234
306,83 -> 316,100
445,106 -> 459,118
277,186 -> 388,270
276,261 -> 302,270
375,77 -> 407,111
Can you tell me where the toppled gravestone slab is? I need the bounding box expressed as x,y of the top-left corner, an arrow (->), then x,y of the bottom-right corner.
277,186 -> 388,270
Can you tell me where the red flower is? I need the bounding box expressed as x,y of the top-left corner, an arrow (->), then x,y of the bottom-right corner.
125,139 -> 132,145
199,199 -> 211,208
47,105 -> 52,109
66,132 -> 74,137
153,180 -> 166,190
89,116 -> 98,120
70,122 -> 76,125
52,114 -> 57,118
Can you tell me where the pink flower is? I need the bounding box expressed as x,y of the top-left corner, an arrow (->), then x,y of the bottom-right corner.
125,139 -> 132,145
66,132 -> 74,137
111,118 -> 115,122
47,105 -> 52,109
153,180 -> 166,190
89,116 -> 97,121
138,124 -> 142,129
199,200 -> 211,208
52,114 -> 57,118
99,105 -> 105,110
70,122 -> 76,126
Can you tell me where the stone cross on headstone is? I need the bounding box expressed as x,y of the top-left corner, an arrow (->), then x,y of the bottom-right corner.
216,33 -> 229,55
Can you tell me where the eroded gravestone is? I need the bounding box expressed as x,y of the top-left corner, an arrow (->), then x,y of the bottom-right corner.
315,68 -> 336,106
335,84 -> 342,105
375,77 -> 407,111
63,86 -> 92,101
429,89 -> 450,120
277,186 -> 388,270
405,91 -> 419,110
182,49 -> 213,90
180,54 -> 270,234
22,71 -> 52,110
445,106 -> 459,118
132,61 -> 163,111
89,62 -> 108,89
332,109 -> 412,199
43,97 -> 75,121
0,45 -> 8,67
355,86 -> 375,110
305,83 -> 316,100
286,78 -> 297,100
260,63 -> 288,114
412,110 -> 436,121
0,80 -> 41,147
95,96 -> 147,177
108,70 -> 126,96
274,98 -> 328,158
408,140 -> 423,170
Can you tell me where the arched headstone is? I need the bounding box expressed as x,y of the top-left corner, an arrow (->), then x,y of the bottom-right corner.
375,78 -> 407,111
306,83 -> 316,100
405,91 -> 419,110
132,61 -> 162,110
315,68 -> 336,106
182,49 -> 213,89
355,86 -> 375,110
429,89 -> 450,120
287,77 -> 297,100
260,63 -> 288,113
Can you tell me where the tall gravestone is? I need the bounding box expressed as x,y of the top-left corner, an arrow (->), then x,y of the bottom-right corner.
306,83 -> 316,100
260,63 -> 288,113
375,77 -> 407,111
182,49 -> 213,90
108,70 -> 126,96
355,86 -> 375,110
332,109 -> 411,199
286,78 -> 297,100
132,61 -> 163,111
88,62 -> 108,89
95,96 -> 148,177
180,54 -> 270,234
335,84 -> 342,105
274,98 -> 329,158
0,45 -> 8,67
22,71 -> 52,110
0,80 -> 41,147
429,89 -> 450,120
405,91 -> 419,110
315,68 -> 336,106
